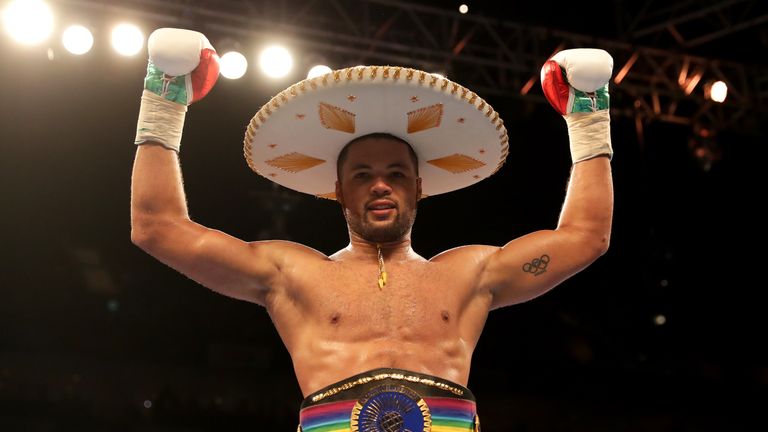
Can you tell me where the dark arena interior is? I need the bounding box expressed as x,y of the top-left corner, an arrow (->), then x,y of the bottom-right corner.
1,1 -> 766,431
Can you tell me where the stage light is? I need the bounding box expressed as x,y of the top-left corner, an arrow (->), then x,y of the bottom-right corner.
307,64 -> 332,79
220,51 -> 247,79
706,80 -> 727,103
653,314 -> 666,326
459,4 -> 469,14
62,25 -> 93,55
259,45 -> 293,78
689,123 -> 721,172
2,0 -> 54,45
111,23 -> 143,56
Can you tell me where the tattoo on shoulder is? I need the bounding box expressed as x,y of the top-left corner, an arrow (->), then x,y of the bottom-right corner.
522,254 -> 550,276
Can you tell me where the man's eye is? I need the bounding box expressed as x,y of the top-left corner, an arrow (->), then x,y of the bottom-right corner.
353,172 -> 369,178
390,172 -> 405,177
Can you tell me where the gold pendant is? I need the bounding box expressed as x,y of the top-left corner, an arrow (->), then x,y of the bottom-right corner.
376,244 -> 387,290
378,271 -> 387,290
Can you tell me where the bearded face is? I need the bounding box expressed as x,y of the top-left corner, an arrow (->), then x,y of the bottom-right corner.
343,196 -> 417,243
335,136 -> 421,243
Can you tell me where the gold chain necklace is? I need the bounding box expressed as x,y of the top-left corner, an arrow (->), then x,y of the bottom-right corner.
376,244 -> 387,290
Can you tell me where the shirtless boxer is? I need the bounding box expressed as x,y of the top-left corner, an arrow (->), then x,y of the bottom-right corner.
131,28 -> 613,431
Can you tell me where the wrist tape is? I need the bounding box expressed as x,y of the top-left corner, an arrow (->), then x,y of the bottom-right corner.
134,90 -> 188,152
564,109 -> 613,163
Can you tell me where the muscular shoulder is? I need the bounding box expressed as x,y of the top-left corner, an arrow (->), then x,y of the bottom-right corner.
249,239 -> 330,268
429,244 -> 499,265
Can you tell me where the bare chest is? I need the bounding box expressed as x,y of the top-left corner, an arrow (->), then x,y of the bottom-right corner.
290,261 -> 471,337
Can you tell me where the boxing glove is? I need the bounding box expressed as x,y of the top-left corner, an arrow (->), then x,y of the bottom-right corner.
135,28 -> 220,152
540,48 -> 613,163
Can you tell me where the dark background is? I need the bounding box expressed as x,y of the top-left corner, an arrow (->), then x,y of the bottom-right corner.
1,1 -> 766,431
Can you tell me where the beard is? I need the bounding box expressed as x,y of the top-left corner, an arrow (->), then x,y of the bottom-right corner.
345,206 -> 417,243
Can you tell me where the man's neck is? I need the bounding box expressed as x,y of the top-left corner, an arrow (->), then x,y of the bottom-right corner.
337,233 -> 422,262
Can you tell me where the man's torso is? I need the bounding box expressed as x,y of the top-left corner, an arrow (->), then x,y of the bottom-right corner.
263,245 -> 496,396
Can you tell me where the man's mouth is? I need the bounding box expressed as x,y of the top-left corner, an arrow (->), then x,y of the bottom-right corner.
367,200 -> 397,218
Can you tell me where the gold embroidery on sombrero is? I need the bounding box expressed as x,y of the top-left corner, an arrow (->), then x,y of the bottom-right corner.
265,152 -> 326,173
241,65 -> 511,199
407,104 -> 443,134
318,102 -> 356,133
315,192 -> 337,200
427,154 -> 486,174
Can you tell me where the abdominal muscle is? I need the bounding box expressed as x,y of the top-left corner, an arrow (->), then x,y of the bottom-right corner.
265,255 -> 492,398
290,334 -> 471,397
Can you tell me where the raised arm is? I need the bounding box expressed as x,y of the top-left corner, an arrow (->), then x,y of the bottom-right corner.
130,28 -> 281,305
478,49 -> 615,309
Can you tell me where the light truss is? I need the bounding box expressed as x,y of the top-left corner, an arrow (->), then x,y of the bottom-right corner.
59,0 -> 768,135
626,0 -> 768,49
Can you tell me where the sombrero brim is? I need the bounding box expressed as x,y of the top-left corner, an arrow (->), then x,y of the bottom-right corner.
244,66 -> 509,199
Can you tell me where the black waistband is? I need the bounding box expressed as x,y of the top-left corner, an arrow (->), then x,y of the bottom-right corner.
301,368 -> 475,409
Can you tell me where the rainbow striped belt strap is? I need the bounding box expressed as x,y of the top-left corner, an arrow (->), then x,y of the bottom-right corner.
298,368 -> 480,432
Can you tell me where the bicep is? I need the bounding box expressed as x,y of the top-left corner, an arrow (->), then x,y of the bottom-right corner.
479,229 -> 605,309
133,218 -> 280,305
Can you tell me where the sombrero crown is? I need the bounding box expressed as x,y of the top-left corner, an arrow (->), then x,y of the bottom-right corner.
244,66 -> 509,199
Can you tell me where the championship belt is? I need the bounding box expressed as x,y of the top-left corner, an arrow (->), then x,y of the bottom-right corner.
298,368 -> 480,432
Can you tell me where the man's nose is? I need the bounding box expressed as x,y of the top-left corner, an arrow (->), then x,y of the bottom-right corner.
371,177 -> 392,195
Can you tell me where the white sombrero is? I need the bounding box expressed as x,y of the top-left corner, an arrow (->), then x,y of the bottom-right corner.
243,66 -> 509,199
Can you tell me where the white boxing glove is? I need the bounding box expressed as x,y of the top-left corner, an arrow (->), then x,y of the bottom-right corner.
540,48 -> 613,163
134,28 -> 220,152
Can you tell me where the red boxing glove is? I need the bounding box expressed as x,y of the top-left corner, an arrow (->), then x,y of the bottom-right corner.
541,48 -> 612,116
135,28 -> 220,152
144,28 -> 220,105
539,48 -> 614,163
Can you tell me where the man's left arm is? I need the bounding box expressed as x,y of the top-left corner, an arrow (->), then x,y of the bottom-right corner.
478,48 -> 615,309
479,155 -> 612,309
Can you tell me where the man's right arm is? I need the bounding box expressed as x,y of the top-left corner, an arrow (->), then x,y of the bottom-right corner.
129,28 -> 286,306
130,143 -> 280,305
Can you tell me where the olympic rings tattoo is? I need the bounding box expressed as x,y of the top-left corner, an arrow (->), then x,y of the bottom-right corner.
522,254 -> 550,276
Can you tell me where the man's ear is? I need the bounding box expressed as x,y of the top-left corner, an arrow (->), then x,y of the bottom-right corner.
416,177 -> 423,201
335,180 -> 344,206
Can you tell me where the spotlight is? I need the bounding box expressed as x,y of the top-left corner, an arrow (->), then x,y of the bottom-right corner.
459,4 -> 469,14
62,25 -> 93,55
111,23 -> 144,56
705,80 -> 727,103
307,64 -> 332,79
259,45 -> 293,79
2,0 -> 54,45
220,51 -> 247,79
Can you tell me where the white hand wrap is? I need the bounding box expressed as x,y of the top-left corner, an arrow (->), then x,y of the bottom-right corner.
134,90 -> 187,152
564,110 -> 612,163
